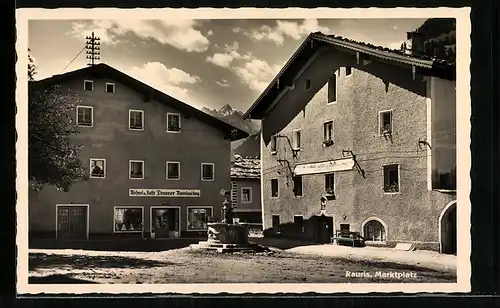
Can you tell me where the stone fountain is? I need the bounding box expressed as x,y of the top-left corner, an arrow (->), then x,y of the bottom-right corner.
191,189 -> 262,253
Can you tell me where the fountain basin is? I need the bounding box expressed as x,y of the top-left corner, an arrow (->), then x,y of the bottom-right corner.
207,222 -> 249,245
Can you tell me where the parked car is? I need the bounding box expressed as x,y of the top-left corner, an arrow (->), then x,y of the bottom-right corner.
332,231 -> 366,247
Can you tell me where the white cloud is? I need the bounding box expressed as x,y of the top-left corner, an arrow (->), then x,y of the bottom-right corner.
207,30 -> 214,36
216,79 -> 230,87
244,19 -> 330,45
232,27 -> 242,33
68,20 -> 210,52
205,40 -> 281,92
123,62 -> 202,106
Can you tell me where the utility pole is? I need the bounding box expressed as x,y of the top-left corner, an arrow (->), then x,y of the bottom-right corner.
86,32 -> 101,66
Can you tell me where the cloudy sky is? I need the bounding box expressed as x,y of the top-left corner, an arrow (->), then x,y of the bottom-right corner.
28,18 -> 426,112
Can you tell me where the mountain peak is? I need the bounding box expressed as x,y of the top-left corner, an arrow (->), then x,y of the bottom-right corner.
218,104 -> 234,116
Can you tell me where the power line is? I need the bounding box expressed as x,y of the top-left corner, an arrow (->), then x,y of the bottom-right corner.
60,46 -> 86,74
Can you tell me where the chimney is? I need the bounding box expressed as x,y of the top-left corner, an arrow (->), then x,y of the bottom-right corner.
403,31 -> 426,56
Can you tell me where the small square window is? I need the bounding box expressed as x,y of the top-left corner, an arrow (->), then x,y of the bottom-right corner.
241,187 -> 252,203
187,207 -> 213,231
325,173 -> 335,195
271,178 -> 279,197
346,66 -> 352,76
323,121 -> 334,144
293,176 -> 303,197
84,80 -> 94,91
294,215 -> 305,233
77,106 -> 93,127
166,161 -> 180,180
201,163 -> 215,181
340,223 -> 350,232
383,164 -> 400,193
305,79 -> 311,89
379,110 -> 393,135
166,113 -> 181,132
129,110 -> 144,130
90,158 -> 106,178
292,130 -> 301,150
106,83 -> 115,93
129,160 -> 144,179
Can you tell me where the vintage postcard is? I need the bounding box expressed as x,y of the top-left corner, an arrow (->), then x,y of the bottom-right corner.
16,7 -> 471,295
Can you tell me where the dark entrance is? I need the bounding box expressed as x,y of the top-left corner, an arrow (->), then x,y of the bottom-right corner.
57,205 -> 88,240
151,207 -> 180,238
312,215 -> 334,243
440,202 -> 457,254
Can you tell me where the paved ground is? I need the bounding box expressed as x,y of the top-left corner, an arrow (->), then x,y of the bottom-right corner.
28,241 -> 456,284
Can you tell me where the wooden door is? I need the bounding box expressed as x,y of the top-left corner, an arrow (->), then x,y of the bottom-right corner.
57,206 -> 87,240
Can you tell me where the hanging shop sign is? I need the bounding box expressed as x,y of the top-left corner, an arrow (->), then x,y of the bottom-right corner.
294,158 -> 355,176
129,189 -> 201,197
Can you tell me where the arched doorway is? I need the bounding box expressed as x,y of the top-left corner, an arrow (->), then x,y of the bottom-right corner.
361,217 -> 387,242
439,201 -> 457,254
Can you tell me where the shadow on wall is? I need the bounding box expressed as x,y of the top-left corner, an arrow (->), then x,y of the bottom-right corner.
29,252 -> 168,271
259,215 -> 335,248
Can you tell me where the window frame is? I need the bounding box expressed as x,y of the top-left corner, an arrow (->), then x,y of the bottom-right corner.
305,78 -> 311,90
84,79 -> 94,91
383,164 -> 401,194
327,70 -> 338,105
76,105 -> 94,127
378,109 -> 394,135
241,187 -> 253,203
89,158 -> 106,179
129,109 -> 145,131
186,206 -> 213,231
166,112 -> 182,133
323,120 -> 334,144
201,163 -> 215,181
166,161 -> 181,180
345,66 -> 353,77
270,178 -> 279,198
113,206 -> 144,233
293,175 -> 303,198
292,129 -> 301,150
129,160 -> 145,180
105,82 -> 115,93
270,135 -> 278,154
325,173 -> 335,195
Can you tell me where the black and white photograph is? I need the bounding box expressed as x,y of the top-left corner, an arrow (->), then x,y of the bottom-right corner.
16,8 -> 471,294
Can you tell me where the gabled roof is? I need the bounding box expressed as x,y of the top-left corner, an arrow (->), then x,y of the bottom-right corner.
231,155 -> 260,180
31,63 -> 249,141
243,32 -> 456,120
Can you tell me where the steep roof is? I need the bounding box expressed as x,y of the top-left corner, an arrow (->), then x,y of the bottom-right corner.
230,155 -> 260,180
243,32 -> 456,120
31,63 -> 249,141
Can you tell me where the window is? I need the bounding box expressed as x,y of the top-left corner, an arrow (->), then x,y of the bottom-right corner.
364,220 -> 386,241
241,187 -> 252,203
383,164 -> 400,193
114,207 -> 143,232
129,110 -> 144,130
89,158 -> 105,178
292,130 -> 301,150
272,215 -> 280,232
271,178 -> 279,198
327,72 -> 337,104
323,121 -> 334,144
187,207 -> 212,231
106,82 -> 115,93
293,176 -> 303,197
84,80 -> 94,91
129,160 -> 144,179
270,135 -> 277,153
340,223 -> 350,232
167,113 -> 181,132
305,79 -> 311,89
325,173 -> 335,195
201,163 -> 215,181
379,110 -> 393,134
294,215 -> 305,233
77,106 -> 93,127
345,66 -> 352,76
166,161 -> 180,180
